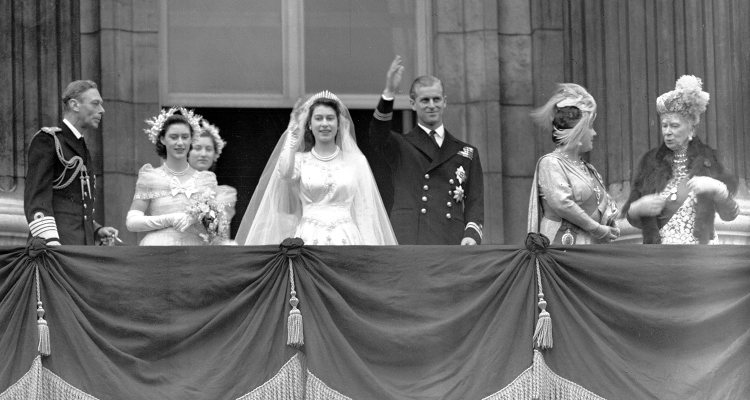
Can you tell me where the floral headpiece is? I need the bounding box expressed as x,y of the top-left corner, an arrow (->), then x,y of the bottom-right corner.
198,118 -> 226,159
656,75 -> 710,124
143,106 -> 203,144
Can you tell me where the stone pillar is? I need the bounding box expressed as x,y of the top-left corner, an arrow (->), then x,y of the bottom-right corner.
498,0 -> 531,245
0,1 -> 83,246
434,0 -> 502,243
94,0 -> 162,244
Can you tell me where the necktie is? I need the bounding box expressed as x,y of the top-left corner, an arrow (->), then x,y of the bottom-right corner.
429,130 -> 440,148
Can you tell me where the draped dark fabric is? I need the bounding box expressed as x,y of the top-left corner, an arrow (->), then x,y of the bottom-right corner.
1,242 -> 748,399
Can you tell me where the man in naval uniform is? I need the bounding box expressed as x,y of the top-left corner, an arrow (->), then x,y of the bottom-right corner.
24,80 -> 118,245
369,56 -> 484,245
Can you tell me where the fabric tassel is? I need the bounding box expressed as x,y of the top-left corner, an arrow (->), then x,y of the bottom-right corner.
286,257 -> 304,348
287,291 -> 304,348
533,295 -> 553,349
533,258 -> 553,349
37,301 -> 51,356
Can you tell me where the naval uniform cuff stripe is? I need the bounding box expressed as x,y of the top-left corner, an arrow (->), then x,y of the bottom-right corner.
465,222 -> 483,239
373,110 -> 392,121
29,217 -> 58,236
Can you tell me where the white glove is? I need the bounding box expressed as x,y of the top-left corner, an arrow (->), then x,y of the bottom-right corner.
126,210 -> 189,232
628,194 -> 666,218
460,237 -> 477,246
172,213 -> 196,232
687,176 -> 728,201
284,99 -> 305,148
590,224 -> 619,242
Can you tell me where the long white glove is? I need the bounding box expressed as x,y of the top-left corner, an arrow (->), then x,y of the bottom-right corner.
126,210 -> 192,232
687,176 -> 728,201
627,194 -> 666,218
589,224 -> 619,241
278,102 -> 306,179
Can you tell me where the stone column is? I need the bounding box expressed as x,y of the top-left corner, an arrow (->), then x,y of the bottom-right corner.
93,0 -> 162,244
0,1 -> 83,246
496,0 -> 565,244
434,0 -> 502,243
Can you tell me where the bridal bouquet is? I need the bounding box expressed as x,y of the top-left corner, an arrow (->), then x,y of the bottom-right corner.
186,192 -> 228,244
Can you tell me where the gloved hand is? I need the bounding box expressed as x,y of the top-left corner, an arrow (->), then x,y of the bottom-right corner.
628,194 -> 666,218
687,176 -> 728,201
285,99 -> 305,146
126,210 -> 189,232
590,224 -> 619,241
172,213 -> 196,232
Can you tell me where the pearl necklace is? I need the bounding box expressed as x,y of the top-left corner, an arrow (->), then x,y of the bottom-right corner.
311,147 -> 340,162
555,149 -> 585,169
661,149 -> 689,201
164,163 -> 191,176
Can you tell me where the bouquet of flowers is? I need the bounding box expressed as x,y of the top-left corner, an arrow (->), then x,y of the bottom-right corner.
186,192 -> 229,244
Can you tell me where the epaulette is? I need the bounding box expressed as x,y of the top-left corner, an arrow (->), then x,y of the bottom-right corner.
33,127 -> 62,140
41,127 -> 62,135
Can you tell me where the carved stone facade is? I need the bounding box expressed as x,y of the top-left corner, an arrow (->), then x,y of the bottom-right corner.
1,1 -> 747,246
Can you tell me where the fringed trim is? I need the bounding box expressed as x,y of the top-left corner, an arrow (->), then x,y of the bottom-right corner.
0,356 -> 100,400
533,259 -> 553,350
286,259 -> 304,348
531,350 -> 606,400
481,358 -> 534,400
305,370 -> 352,400
235,354 -> 305,400
34,263 -> 51,357
482,351 -> 606,400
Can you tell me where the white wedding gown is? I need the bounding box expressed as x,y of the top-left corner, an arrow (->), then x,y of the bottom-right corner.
292,152 -> 363,245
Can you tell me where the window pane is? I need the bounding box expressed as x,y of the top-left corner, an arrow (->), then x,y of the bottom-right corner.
167,0 -> 283,94
304,0 -> 417,94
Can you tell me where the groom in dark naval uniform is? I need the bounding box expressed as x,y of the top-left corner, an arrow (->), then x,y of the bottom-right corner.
369,56 -> 484,245
24,80 -> 118,245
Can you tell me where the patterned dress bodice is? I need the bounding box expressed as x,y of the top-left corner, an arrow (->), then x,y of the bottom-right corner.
292,152 -> 362,245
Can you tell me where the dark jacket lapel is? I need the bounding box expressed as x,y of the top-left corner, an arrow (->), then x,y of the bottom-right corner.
428,130 -> 463,171
404,127 -> 438,161
59,122 -> 87,160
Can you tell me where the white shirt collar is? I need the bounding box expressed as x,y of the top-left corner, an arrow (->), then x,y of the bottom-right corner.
63,119 -> 83,139
418,124 -> 445,147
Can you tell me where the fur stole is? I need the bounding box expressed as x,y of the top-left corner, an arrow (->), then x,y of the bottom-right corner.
623,137 -> 737,243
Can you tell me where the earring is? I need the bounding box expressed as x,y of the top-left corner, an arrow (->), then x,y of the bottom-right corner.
689,136 -> 693,141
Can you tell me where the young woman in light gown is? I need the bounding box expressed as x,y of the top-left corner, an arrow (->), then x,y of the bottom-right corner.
126,108 -> 219,245
235,91 -> 397,245
188,118 -> 237,244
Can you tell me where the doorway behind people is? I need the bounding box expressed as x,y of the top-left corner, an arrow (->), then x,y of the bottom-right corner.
194,107 -> 406,239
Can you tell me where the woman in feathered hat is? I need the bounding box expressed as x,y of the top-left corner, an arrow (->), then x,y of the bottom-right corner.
527,83 -> 620,244
622,76 -> 739,244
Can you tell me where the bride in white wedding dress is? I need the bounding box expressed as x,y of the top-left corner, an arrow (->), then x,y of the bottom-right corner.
235,91 -> 397,246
